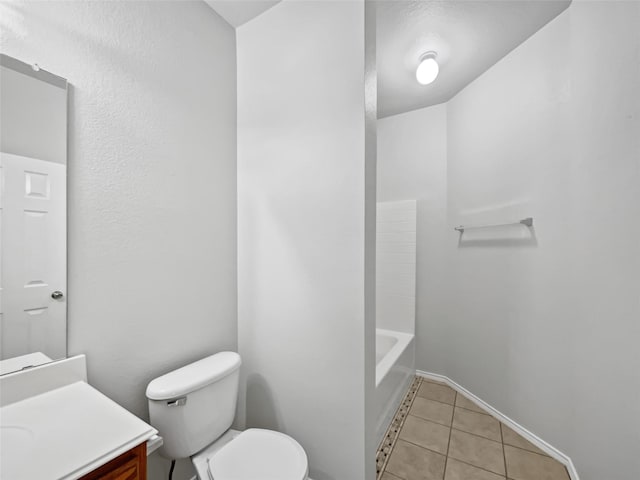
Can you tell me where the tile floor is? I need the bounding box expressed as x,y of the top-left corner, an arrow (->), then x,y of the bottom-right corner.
376,376 -> 570,480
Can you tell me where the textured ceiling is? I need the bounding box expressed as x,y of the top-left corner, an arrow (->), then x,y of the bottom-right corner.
204,0 -> 281,28
377,0 -> 571,118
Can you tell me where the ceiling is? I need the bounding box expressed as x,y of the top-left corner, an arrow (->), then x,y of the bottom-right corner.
204,0 -> 281,28
377,0 -> 571,118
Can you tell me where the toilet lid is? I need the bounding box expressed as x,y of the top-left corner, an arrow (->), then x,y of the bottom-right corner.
208,429 -> 308,480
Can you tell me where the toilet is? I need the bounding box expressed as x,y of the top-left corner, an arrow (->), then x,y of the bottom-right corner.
146,351 -> 309,480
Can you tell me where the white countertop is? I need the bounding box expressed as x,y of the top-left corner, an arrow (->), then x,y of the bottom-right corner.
1,365 -> 157,480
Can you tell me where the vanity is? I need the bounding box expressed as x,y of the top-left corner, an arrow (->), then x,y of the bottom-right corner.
0,355 -> 161,480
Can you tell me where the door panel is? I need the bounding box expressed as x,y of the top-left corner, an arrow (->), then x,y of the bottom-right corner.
0,153 -> 66,360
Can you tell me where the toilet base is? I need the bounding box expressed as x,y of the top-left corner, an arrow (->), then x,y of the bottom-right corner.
191,429 -> 241,478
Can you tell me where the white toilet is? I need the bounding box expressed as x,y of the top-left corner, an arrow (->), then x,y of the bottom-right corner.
146,351 -> 309,480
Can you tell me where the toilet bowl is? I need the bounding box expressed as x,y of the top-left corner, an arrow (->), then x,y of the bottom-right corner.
192,428 -> 308,480
146,352 -> 308,480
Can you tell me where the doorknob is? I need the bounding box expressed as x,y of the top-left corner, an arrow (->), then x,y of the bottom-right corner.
51,291 -> 64,300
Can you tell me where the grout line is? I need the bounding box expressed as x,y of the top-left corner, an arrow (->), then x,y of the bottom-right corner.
416,395 -> 458,411
453,391 -> 492,416
454,399 -> 492,416
405,413 -> 451,428
500,424 -> 551,458
414,394 -> 457,407
409,413 -> 453,429
442,390 -> 456,479
416,389 -> 455,407
450,426 -> 503,444
503,442 -> 553,458
455,404 -> 491,416
501,421 -> 508,479
396,438 -> 448,458
447,455 -> 510,478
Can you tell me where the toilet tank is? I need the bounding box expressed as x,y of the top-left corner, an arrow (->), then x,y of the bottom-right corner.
146,352 -> 241,459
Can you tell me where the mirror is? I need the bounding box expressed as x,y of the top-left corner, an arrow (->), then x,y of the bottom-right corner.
0,54 -> 68,375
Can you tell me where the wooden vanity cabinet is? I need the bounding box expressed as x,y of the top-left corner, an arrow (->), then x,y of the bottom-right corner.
80,442 -> 147,480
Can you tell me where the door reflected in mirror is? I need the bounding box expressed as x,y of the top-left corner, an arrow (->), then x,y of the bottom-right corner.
0,54 -> 68,375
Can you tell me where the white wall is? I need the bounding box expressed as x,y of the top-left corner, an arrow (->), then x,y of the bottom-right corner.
0,2 -> 237,478
446,3 -> 640,479
378,2 -> 640,479
237,1 -> 375,479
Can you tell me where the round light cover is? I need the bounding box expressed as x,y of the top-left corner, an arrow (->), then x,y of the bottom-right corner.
416,52 -> 439,85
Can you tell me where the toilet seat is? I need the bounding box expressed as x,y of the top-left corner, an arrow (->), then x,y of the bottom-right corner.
207,428 -> 308,480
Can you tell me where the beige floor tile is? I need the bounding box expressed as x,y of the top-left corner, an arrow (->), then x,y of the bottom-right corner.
448,429 -> 506,476
417,381 -> 457,405
399,415 -> 451,454
501,424 -> 549,456
444,458 -> 506,480
410,396 -> 454,426
386,439 -> 447,480
453,407 -> 502,442
421,377 -> 447,386
504,445 -> 569,480
381,472 -> 403,480
455,393 -> 488,414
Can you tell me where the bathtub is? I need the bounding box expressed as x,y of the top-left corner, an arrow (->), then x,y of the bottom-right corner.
375,328 -> 415,444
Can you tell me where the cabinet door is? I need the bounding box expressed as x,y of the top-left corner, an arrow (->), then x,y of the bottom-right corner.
94,457 -> 139,480
80,442 -> 147,480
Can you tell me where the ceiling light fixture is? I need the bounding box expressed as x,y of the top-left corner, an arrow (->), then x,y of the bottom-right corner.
416,51 -> 439,85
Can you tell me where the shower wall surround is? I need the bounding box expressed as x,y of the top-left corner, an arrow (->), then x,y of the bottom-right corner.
0,2 -> 237,479
376,200 -> 417,334
378,3 -> 640,480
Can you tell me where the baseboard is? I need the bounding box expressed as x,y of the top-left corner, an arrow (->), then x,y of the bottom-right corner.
416,370 -> 580,480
